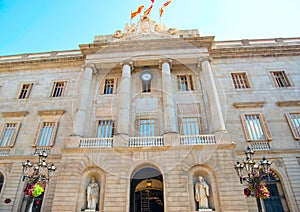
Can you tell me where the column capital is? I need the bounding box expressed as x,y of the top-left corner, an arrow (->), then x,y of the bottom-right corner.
82,63 -> 97,74
159,58 -> 173,69
197,57 -> 213,68
120,60 -> 134,71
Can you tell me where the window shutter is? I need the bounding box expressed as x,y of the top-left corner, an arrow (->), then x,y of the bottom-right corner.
240,114 -> 251,141
285,113 -> 300,140
260,114 -> 272,141
113,78 -> 118,94
9,122 -> 21,147
49,121 -> 59,147
33,122 -> 43,147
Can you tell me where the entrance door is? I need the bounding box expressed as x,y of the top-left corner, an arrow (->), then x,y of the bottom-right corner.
130,168 -> 164,212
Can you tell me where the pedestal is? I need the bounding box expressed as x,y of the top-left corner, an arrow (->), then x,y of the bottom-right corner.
197,209 -> 212,212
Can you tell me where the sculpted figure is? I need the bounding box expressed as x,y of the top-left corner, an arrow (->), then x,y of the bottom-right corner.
112,30 -> 123,38
87,177 -> 99,210
124,23 -> 136,33
195,176 -> 210,209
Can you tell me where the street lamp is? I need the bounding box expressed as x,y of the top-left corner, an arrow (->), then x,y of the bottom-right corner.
234,146 -> 272,212
22,151 -> 56,183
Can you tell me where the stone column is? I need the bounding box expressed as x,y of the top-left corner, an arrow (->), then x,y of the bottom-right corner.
200,59 -> 226,132
115,61 -> 133,146
160,59 -> 179,135
73,64 -> 95,137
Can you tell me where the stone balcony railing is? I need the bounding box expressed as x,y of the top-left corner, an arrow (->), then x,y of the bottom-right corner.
180,135 -> 216,145
250,142 -> 271,151
129,136 -> 164,147
78,134 -> 216,148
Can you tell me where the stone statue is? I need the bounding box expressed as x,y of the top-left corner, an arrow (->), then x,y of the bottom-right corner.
86,177 -> 99,210
195,176 -> 210,209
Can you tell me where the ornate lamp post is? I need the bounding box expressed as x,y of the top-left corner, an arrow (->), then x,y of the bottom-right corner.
21,151 -> 56,211
234,146 -> 272,212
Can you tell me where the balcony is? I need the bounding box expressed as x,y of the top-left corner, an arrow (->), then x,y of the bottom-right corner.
78,134 -> 216,148
129,136 -> 164,147
79,138 -> 113,148
180,134 -> 216,145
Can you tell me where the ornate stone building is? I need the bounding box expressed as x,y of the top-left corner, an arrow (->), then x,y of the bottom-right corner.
0,16 -> 299,212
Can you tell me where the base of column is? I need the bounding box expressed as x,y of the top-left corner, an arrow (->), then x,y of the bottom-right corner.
163,132 -> 180,146
114,134 -> 129,147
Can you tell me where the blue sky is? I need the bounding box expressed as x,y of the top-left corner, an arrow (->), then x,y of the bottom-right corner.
1,0 -> 300,56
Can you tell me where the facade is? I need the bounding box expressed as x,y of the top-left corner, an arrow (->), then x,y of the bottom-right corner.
0,15 -> 299,212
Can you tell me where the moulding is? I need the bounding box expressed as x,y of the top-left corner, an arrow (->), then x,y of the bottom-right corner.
2,111 -> 28,118
276,100 -> 300,107
233,101 -> 265,108
38,110 -> 65,116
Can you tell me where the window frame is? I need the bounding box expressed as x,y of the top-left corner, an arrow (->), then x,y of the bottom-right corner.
177,75 -> 194,91
51,81 -> 67,97
0,122 -> 21,148
179,117 -> 202,135
100,78 -> 118,95
240,113 -> 272,142
231,72 -> 250,89
33,121 -> 58,147
96,120 -> 115,138
270,70 -> 291,88
136,118 -> 157,137
17,83 -> 33,99
285,112 -> 300,140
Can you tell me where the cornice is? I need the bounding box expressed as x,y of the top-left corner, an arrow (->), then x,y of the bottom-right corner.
2,111 -> 29,118
38,110 -> 65,116
276,100 -> 300,107
233,101 -> 266,108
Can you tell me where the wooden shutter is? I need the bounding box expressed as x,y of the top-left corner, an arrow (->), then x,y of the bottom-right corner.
260,114 -> 272,141
33,122 -> 43,147
285,113 -> 300,140
240,114 -> 251,142
9,122 -> 21,147
49,121 -> 59,147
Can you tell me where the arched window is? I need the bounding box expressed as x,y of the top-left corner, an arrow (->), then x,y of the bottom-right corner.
263,171 -> 290,212
0,173 -> 3,193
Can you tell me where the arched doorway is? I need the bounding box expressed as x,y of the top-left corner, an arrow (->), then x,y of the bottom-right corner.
130,167 -> 164,212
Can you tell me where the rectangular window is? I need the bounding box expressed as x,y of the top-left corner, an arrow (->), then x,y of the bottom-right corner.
103,79 -> 115,94
241,114 -> 272,141
142,81 -> 151,93
97,120 -> 115,138
35,122 -> 58,147
0,122 -> 20,147
231,73 -> 250,89
137,119 -> 155,137
51,81 -> 66,97
270,71 -> 291,87
18,83 -> 33,99
181,117 -> 201,135
177,75 -> 194,91
286,113 -> 300,139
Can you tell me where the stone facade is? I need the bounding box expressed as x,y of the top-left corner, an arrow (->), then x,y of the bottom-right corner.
0,26 -> 299,212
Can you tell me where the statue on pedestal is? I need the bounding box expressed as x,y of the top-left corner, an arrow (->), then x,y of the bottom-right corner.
86,177 -> 99,211
195,176 -> 210,210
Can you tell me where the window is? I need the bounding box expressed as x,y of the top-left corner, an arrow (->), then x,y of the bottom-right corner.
137,119 -> 155,137
103,79 -> 115,94
34,122 -> 58,147
17,83 -> 33,99
181,117 -> 201,135
101,78 -> 117,95
51,81 -> 66,97
97,120 -> 115,138
0,122 -> 20,147
263,171 -> 290,212
231,73 -> 250,89
0,173 -> 3,193
240,114 -> 272,141
177,75 -> 194,91
286,113 -> 300,139
142,80 -> 151,93
270,71 -> 291,87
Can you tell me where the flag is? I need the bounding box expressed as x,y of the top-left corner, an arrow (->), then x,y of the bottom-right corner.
160,0 -> 172,17
144,0 -> 155,15
144,5 -> 153,15
131,5 -> 144,19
